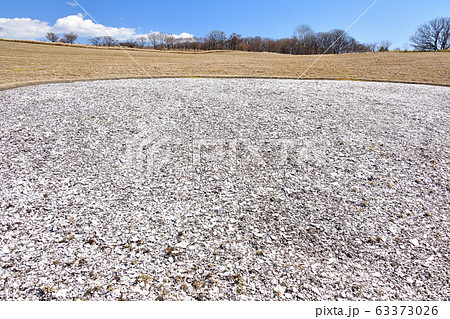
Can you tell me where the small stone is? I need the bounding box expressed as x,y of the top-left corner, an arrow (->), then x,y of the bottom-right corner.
2,245 -> 10,254
389,226 -> 399,234
311,287 -> 320,295
274,285 -> 285,295
406,277 -> 414,284
55,289 -> 67,298
175,241 -> 188,249
372,272 -> 382,277
410,239 -> 419,247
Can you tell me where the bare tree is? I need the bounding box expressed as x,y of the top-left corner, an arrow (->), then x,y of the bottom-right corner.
45,32 -> 59,42
245,36 -> 265,52
148,32 -> 164,49
315,32 -> 332,54
378,39 -> 392,52
366,42 -> 377,52
293,24 -> 315,54
102,36 -> 116,47
61,32 -> 78,44
294,24 -> 314,41
175,37 -> 196,50
328,29 -> 352,54
163,34 -> 176,50
226,33 -> 242,50
89,37 -> 103,46
206,30 -> 226,50
136,36 -> 147,48
410,17 -> 450,51
187,37 -> 202,50
273,38 -> 294,54
88,36 -> 117,47
120,39 -> 139,48
263,38 -> 277,52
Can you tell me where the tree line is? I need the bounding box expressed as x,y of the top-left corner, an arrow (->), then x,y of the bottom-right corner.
88,26 -> 383,54
45,17 -> 449,54
45,32 -> 78,44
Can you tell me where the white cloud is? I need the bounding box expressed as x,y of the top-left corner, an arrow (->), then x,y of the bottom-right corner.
66,2 -> 78,8
0,17 -> 52,39
0,13 -> 194,42
148,31 -> 194,40
53,13 -> 136,40
177,32 -> 194,39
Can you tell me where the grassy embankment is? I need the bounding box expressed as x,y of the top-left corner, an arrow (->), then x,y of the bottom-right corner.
1,38 -> 449,90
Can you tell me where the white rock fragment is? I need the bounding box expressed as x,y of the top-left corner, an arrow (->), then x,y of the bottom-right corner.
175,241 -> 189,249
55,289 -> 68,298
2,245 -> 10,254
389,226 -> 399,234
328,258 -> 337,264
410,239 -> 420,247
274,285 -> 285,295
111,290 -> 121,298
372,272 -> 382,277
311,287 -> 320,295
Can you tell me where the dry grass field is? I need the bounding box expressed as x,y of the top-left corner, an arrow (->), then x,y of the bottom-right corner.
0,38 -> 449,90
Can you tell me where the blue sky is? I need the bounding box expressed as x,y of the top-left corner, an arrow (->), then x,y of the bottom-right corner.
1,0 -> 449,48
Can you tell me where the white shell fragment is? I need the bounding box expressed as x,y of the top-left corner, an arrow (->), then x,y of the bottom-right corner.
1,245 -> 10,254
410,239 -> 420,247
0,78 -> 449,300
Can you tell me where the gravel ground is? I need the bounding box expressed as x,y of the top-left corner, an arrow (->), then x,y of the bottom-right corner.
0,78 -> 449,301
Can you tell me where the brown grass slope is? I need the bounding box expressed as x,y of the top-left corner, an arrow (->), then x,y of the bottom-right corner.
0,38 -> 449,90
